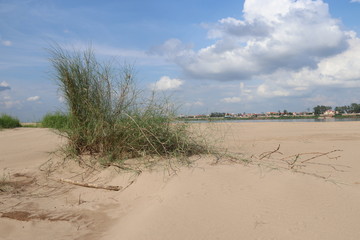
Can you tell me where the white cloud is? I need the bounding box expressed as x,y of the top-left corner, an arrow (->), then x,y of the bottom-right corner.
207,17 -> 271,40
0,93 -> 20,109
256,84 -> 290,98
156,0 -> 350,82
0,81 -> 9,87
152,0 -> 360,108
151,76 -> 184,91
221,97 -> 242,103
351,0 -> 360,3
27,96 -> 40,101
305,95 -> 336,106
62,42 -> 169,67
1,40 -> 12,46
243,0 -> 292,22
0,81 -> 10,91
250,36 -> 360,99
185,101 -> 204,107
0,100 -> 20,109
193,101 -> 204,106
149,38 -> 193,58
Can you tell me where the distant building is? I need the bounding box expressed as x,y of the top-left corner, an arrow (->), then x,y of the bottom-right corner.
323,110 -> 335,116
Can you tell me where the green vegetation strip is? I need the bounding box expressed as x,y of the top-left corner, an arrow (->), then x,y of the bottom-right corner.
0,114 -> 21,129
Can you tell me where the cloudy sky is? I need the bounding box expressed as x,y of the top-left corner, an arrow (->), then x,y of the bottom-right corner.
1,0 -> 360,121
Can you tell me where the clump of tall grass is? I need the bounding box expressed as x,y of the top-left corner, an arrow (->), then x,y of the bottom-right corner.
48,45 -> 208,163
0,114 -> 21,129
41,112 -> 69,130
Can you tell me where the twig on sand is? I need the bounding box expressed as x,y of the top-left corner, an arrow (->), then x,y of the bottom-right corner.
281,150 -> 343,163
300,150 -> 342,163
57,178 -> 122,191
252,145 -> 348,182
259,144 -> 283,160
288,154 -> 300,169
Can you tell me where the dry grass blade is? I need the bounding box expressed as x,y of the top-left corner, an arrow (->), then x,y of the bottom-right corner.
57,178 -> 122,191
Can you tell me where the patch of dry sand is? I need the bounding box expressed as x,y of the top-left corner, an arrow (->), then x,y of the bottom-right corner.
1,122 -> 360,240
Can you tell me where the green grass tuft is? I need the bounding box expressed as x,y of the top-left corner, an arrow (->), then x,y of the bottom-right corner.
48,44 -> 209,164
0,114 -> 21,129
41,112 -> 69,130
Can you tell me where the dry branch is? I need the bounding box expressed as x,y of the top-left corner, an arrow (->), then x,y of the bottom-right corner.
259,144 -> 283,160
280,150 -> 342,163
57,178 -> 122,191
300,150 -> 342,163
251,145 -> 347,181
288,154 -> 300,169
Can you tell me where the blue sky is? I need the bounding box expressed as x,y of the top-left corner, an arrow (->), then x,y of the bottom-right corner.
1,0 -> 360,121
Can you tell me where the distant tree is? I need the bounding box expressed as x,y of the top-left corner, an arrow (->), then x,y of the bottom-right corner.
335,103 -> 360,114
335,107 -> 342,114
210,112 -> 225,117
313,105 -> 332,115
283,110 -> 288,115
335,106 -> 346,114
350,103 -> 360,113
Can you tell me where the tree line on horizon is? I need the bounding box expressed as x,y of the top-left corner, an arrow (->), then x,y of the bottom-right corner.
314,103 -> 360,115
207,103 -> 360,118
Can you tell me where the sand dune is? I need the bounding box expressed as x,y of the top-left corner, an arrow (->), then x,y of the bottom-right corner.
1,122 -> 360,240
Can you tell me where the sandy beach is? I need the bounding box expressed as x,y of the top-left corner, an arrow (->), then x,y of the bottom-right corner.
1,122 -> 360,240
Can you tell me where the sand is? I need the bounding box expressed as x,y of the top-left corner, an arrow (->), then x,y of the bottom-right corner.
1,122 -> 360,240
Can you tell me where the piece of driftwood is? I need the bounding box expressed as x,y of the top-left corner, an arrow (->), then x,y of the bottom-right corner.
58,178 -> 122,191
